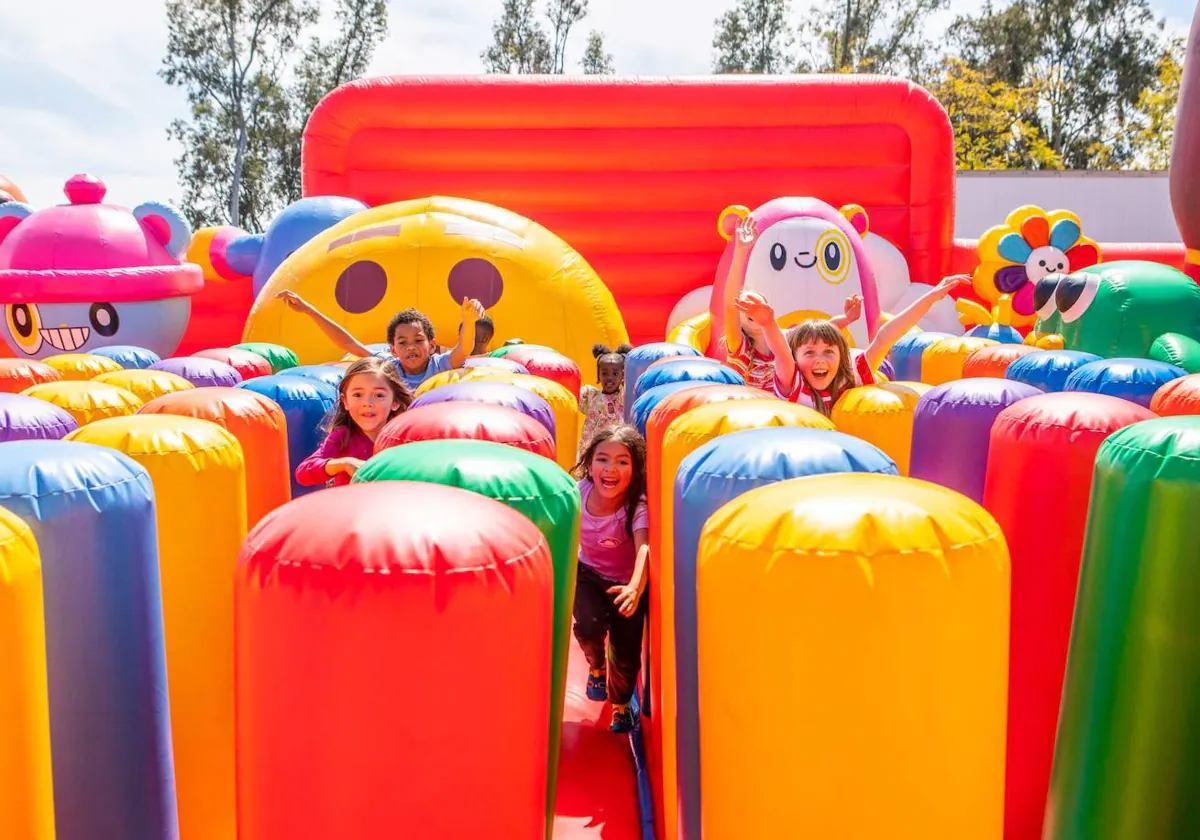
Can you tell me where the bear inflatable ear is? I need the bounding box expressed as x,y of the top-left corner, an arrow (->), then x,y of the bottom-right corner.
134,201 -> 193,259
840,204 -> 870,237
225,233 -> 264,278
0,202 -> 33,245
718,205 -> 751,241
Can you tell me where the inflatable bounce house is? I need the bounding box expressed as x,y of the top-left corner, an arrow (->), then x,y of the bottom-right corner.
4,9 -> 1200,840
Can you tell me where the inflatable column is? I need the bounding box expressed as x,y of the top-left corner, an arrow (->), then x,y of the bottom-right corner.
68,415 -> 247,840
21,380 -> 142,426
0,507 -> 54,840
1169,3 -> 1200,285
983,392 -> 1156,840
632,358 -> 744,410
649,398 -> 834,837
374,401 -> 556,459
353,440 -> 579,838
236,482 -> 554,840
410,380 -> 557,438
697,473 -> 1009,838
623,343 -> 703,420
673,428 -> 898,840
0,440 -> 177,840
236,374 -> 337,498
832,382 -> 932,475
0,392 -> 78,441
1046,417 -> 1200,838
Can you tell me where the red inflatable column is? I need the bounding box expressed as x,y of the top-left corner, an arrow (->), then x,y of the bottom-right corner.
982,392 -> 1156,840
236,482 -> 555,840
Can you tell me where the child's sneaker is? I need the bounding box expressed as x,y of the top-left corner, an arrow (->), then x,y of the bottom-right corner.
610,703 -> 635,733
586,669 -> 607,701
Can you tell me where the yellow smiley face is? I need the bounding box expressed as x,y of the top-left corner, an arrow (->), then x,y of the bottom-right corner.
243,197 -> 629,373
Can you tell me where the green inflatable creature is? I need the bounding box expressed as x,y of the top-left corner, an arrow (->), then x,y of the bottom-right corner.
1032,261 -> 1200,372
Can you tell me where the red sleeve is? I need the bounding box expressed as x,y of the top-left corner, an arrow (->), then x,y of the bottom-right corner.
295,427 -> 347,487
720,334 -> 753,378
772,368 -> 815,407
853,351 -> 877,385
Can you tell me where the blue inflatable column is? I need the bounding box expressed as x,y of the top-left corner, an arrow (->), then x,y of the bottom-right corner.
237,374 -> 338,497
0,440 -> 177,840
623,342 -> 703,421
672,427 -> 899,840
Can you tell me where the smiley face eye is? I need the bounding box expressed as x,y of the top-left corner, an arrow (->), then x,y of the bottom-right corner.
5,303 -> 42,354
815,229 -> 852,285
447,258 -> 504,309
334,260 -> 388,314
1056,272 -> 1100,323
769,243 -> 787,271
89,302 -> 120,338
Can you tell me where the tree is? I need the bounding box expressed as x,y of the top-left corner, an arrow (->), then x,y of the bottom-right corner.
482,0 -> 552,73
161,0 -> 388,230
581,31 -> 615,74
1131,38 -> 1184,169
929,58 -> 1062,169
949,0 -> 1166,169
712,0 -> 794,73
483,0 -> 612,74
798,0 -> 947,79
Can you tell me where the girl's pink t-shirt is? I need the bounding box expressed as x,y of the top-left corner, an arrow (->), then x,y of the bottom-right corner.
295,426 -> 375,487
577,479 -> 649,583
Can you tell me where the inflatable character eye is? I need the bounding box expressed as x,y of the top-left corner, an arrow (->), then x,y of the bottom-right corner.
89,303 -> 120,338
1056,272 -> 1100,323
5,303 -> 42,355
769,242 -> 787,271
1033,275 -> 1062,320
334,260 -> 389,314
815,230 -> 851,285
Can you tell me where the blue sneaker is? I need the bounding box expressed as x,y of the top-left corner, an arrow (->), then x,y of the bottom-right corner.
610,703 -> 635,733
586,669 -> 607,701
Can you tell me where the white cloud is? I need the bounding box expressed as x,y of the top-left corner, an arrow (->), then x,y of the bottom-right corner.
0,0 -> 1190,214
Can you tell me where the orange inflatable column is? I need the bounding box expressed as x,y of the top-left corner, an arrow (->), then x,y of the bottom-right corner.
698,474 -> 1009,838
236,482 -> 555,840
139,387 -> 291,527
649,398 -> 834,840
982,392 -> 1156,840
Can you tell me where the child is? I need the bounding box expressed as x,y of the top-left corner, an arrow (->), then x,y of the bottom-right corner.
295,356 -> 411,486
276,290 -> 485,390
719,215 -> 860,391
737,274 -> 970,414
463,315 -> 495,356
571,425 -> 650,734
578,343 -> 633,458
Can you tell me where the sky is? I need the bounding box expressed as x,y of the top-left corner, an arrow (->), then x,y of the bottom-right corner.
0,0 -> 1194,211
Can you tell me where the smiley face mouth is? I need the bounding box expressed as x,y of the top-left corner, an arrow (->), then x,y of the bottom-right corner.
40,326 -> 91,352
793,253 -> 817,269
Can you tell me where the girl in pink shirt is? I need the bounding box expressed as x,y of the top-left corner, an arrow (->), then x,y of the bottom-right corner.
295,356 -> 412,487
572,425 -> 650,733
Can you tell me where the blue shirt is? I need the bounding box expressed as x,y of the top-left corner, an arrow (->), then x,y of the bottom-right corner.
393,351 -> 452,392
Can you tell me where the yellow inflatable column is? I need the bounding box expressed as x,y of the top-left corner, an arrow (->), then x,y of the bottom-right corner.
67,415 -> 248,840
697,473 -> 1009,839
831,382 -> 932,475
0,508 -> 54,840
21,380 -> 143,427
651,398 -> 834,840
40,352 -> 122,381
921,336 -> 999,385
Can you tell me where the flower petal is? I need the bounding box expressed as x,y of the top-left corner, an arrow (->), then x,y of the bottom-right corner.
998,232 -> 1034,263
1066,243 -> 1101,269
1050,219 -> 1082,251
1020,215 -> 1051,248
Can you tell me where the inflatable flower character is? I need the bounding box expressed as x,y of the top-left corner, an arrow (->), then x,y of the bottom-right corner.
0,174 -> 26,205
0,174 -> 202,359
967,205 -> 1100,331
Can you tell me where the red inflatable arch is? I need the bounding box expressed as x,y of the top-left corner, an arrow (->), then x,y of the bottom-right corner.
303,76 -> 957,344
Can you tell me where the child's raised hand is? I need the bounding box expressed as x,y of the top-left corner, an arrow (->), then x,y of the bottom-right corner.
607,582 -> 643,617
461,296 -> 484,327
734,290 -> 774,326
734,215 -> 758,249
932,274 -> 971,299
276,290 -> 313,314
843,294 -> 863,324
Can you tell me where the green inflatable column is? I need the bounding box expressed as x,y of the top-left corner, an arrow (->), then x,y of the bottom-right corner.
490,344 -> 554,358
1046,416 -> 1200,839
231,342 -> 299,373
353,439 -> 580,836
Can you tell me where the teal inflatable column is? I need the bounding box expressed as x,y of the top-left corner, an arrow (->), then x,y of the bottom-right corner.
1046,416 -> 1200,839
353,439 -> 580,836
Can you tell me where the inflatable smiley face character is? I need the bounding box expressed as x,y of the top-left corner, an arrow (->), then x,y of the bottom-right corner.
243,196 -> 628,375
707,197 -> 882,355
0,174 -> 202,359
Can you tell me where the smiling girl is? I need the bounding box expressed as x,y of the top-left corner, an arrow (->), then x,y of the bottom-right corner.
736,273 -> 969,414
571,425 -> 650,733
295,356 -> 412,486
